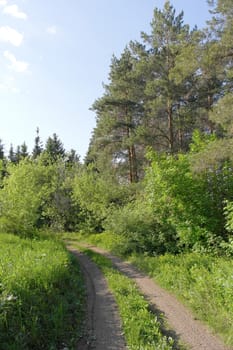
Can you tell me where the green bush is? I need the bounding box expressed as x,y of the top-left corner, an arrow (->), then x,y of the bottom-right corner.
105,202 -> 178,255
0,160 -> 54,236
0,159 -> 80,235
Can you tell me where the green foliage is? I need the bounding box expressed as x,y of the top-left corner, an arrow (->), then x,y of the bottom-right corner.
72,166 -> 136,232
90,47 -> 146,183
144,150 -> 211,250
0,158 -> 80,235
43,133 -> 65,163
104,201 -> 177,255
189,129 -> 217,153
0,160 -> 55,236
0,233 -> 85,349
224,201 -> 233,235
79,130 -> 233,255
143,142 -> 233,251
65,231 -> 128,256
0,159 -> 7,187
40,161 -> 81,232
0,139 -> 4,160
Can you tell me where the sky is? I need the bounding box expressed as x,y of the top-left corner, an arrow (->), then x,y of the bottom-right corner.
0,0 -> 212,160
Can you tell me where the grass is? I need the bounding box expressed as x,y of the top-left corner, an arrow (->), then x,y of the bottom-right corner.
130,252 -> 233,347
71,243 -> 174,350
65,231 -> 233,348
0,233 -> 85,350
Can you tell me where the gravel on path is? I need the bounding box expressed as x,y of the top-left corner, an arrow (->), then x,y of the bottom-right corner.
79,244 -> 231,350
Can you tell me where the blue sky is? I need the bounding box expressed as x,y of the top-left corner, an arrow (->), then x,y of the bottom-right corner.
0,0 -> 211,160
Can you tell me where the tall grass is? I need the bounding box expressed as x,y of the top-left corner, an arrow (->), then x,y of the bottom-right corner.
0,233 -> 85,350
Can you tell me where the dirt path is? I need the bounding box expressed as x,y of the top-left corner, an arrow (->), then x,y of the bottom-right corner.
76,243 -> 231,350
68,247 -> 126,350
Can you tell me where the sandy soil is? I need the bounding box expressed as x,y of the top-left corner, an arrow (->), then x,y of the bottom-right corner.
72,243 -> 231,350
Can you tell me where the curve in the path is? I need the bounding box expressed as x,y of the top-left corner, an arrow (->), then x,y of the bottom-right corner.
68,248 -> 126,350
81,244 -> 230,350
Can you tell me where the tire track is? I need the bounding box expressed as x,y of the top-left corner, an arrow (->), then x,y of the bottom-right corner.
78,244 -> 231,350
68,247 -> 126,350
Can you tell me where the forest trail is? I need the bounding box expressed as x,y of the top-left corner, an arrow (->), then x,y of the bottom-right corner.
68,247 -> 126,350
69,243 -> 230,350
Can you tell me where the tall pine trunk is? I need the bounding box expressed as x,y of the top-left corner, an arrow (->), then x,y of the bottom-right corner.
167,101 -> 174,153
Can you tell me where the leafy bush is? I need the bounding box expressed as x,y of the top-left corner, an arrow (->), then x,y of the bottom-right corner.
0,160 -> 54,236
72,166 -> 137,232
143,145 -> 233,252
0,159 -> 80,235
105,202 -> 178,255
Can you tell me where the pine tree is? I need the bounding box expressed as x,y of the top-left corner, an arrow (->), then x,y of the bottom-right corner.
15,146 -> 21,163
141,1 -> 199,153
8,144 -> 16,163
21,142 -> 28,159
91,48 -> 145,182
32,127 -> 43,159
0,139 -> 4,160
44,133 -> 65,163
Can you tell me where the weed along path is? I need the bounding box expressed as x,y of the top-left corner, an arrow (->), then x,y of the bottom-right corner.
73,243 -> 230,350
68,247 -> 126,350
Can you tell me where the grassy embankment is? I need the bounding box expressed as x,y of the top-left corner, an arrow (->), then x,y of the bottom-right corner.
0,233 -> 85,350
65,232 -> 233,348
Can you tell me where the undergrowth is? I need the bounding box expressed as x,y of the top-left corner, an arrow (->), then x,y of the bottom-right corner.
0,233 -> 85,350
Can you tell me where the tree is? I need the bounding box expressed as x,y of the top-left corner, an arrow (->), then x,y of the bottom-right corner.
20,142 -> 28,159
0,140 -> 4,160
91,47 -> 146,183
0,141 -> 7,186
43,133 -> 65,163
141,2 -> 203,153
65,149 -> 80,167
0,159 -> 55,235
15,145 -> 21,163
32,127 -> 43,159
8,144 -> 16,163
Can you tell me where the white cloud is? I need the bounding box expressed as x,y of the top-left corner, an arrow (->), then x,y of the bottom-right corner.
4,51 -> 29,73
0,76 -> 20,94
0,0 -> 7,6
0,26 -> 23,46
3,4 -> 27,19
47,26 -> 57,35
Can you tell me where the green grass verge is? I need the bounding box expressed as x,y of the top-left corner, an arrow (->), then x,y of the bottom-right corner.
72,243 -> 174,350
0,233 -> 85,350
130,252 -> 233,347
64,232 -> 233,348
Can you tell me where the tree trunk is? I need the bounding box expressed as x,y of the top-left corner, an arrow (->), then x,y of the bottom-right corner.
167,101 -> 174,153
